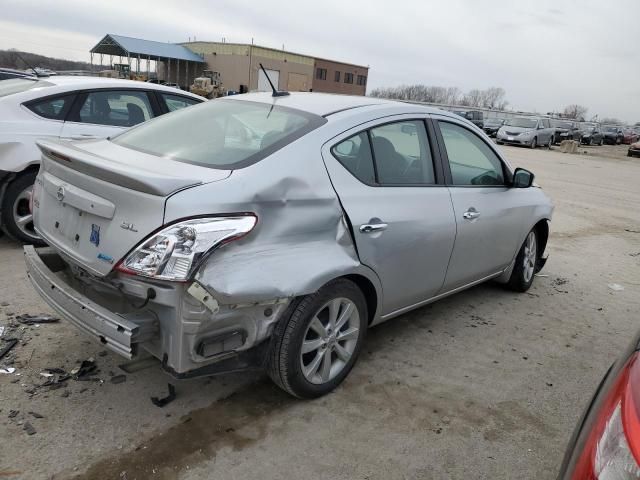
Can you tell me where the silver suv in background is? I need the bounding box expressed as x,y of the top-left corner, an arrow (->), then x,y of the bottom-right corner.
496,117 -> 555,148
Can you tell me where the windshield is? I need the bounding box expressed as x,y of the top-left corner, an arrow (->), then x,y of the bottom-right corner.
552,120 -> 573,129
0,78 -> 50,98
581,124 -> 596,131
113,99 -> 326,169
604,126 -> 618,132
505,118 -> 537,129
485,118 -> 503,126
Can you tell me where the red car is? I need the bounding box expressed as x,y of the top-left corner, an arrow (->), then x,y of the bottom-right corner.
558,333 -> 640,478
623,129 -> 640,145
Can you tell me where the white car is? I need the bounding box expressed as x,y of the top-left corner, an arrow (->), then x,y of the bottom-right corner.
0,76 -> 203,244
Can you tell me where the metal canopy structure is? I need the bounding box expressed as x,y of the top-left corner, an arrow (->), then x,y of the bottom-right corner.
90,34 -> 205,87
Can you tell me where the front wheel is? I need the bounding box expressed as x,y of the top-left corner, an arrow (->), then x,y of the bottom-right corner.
506,229 -> 538,292
0,171 -> 45,246
547,136 -> 553,149
530,137 -> 537,149
267,279 -> 367,398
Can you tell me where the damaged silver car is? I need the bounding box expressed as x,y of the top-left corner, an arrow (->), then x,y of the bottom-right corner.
25,92 -> 553,398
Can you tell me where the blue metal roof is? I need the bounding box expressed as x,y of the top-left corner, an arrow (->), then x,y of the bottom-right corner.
91,34 -> 204,63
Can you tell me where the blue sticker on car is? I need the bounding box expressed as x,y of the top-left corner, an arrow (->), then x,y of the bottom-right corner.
97,253 -> 114,264
90,224 -> 100,247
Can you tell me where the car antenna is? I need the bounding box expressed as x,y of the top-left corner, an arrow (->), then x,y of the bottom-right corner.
13,51 -> 42,77
259,63 -> 289,97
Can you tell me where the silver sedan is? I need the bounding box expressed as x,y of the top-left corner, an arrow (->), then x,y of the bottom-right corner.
26,92 -> 553,398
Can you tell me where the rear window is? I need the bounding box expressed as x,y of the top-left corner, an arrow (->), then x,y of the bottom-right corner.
0,79 -> 52,98
112,99 -> 326,169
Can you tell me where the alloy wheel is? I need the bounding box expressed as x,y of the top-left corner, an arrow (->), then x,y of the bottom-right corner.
12,185 -> 37,241
300,297 -> 361,385
523,231 -> 537,283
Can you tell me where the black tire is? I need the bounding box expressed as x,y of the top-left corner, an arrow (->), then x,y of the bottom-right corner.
530,137 -> 537,149
0,171 -> 45,246
496,141 -> 504,145
599,138 -> 604,146
547,136 -> 553,149
267,278 -> 367,399
506,228 -> 539,292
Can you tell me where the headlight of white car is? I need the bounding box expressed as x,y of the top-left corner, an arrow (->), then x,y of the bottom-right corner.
117,215 -> 257,281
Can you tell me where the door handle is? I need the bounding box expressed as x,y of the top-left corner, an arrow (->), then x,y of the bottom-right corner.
463,209 -> 481,220
360,223 -> 388,233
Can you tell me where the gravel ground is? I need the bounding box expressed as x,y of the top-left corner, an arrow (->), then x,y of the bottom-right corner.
0,144 -> 639,480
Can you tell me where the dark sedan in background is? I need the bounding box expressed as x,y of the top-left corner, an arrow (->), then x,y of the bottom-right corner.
603,125 -> 625,145
557,330 -> 640,479
551,119 -> 582,144
482,117 -> 505,137
580,123 -> 604,145
623,129 -> 639,145
452,109 -> 484,128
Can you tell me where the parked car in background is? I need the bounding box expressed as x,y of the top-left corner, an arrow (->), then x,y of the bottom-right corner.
579,123 -> 604,145
628,141 -> 640,157
496,116 -> 555,148
452,109 -> 484,128
603,125 -> 625,145
0,68 -> 37,80
0,76 -> 203,244
482,117 -> 505,137
551,119 -> 581,144
622,128 -> 639,145
557,328 -> 640,479
164,82 -> 182,90
25,92 -> 552,399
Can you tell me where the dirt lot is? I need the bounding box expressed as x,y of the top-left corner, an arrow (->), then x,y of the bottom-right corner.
1,144 -> 639,480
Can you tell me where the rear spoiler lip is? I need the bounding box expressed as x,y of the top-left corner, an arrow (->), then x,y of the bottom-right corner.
36,139 -> 206,197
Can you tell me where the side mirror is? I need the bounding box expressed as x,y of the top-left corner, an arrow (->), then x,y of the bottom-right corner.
512,168 -> 534,188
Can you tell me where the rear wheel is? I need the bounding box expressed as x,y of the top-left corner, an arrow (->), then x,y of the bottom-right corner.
0,171 -> 44,246
507,229 -> 538,292
599,137 -> 604,146
267,279 -> 367,398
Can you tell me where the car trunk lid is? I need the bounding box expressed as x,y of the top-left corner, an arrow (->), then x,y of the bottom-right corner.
33,139 -> 231,276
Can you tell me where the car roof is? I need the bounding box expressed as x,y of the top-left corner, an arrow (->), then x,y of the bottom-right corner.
222,92 -> 406,117
2,76 -> 203,102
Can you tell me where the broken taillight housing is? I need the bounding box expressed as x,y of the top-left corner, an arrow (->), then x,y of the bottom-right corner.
116,215 -> 257,281
571,352 -> 640,479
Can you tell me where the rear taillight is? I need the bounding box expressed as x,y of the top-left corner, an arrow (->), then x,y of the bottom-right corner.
571,352 -> 640,479
115,215 -> 257,281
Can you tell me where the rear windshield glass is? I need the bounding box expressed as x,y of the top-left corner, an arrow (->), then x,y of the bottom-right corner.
505,118 -> 537,129
112,99 -> 326,169
0,78 -> 52,98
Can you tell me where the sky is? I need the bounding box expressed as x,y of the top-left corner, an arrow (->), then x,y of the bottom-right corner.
1,0 -> 639,123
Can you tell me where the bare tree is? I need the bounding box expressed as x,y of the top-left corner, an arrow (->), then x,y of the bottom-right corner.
563,105 -> 588,121
369,85 -> 509,110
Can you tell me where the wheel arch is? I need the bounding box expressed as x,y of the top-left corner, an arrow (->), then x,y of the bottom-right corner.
341,273 -> 379,326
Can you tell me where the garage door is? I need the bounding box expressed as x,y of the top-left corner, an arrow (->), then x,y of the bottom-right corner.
258,68 -> 280,92
287,73 -> 308,91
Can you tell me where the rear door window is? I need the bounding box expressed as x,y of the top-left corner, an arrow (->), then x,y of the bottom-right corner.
160,93 -> 201,112
332,132 -> 375,184
72,90 -> 154,127
25,94 -> 74,120
370,121 -> 435,185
